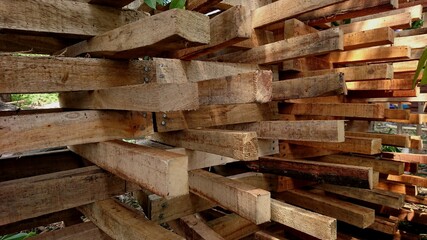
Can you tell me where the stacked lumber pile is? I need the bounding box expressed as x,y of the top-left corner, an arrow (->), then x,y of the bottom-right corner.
2,0 -> 427,239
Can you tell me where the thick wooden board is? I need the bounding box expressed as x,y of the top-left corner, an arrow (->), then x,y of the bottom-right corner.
317,154 -> 404,175
387,174 -> 427,187
0,34 -> 74,55
178,214 -> 225,240
0,110 -> 149,154
0,0 -> 143,38
59,83 -> 199,112
228,172 -> 309,192
326,46 -> 412,64
30,222 -> 112,240
276,189 -> 375,228
215,28 -> 343,64
352,5 -> 423,22
248,156 -> 374,189
368,216 -> 399,235
339,12 -> 412,34
79,199 -> 183,240
287,64 -> 394,81
271,199 -> 337,240
346,79 -> 413,91
152,129 -> 258,161
344,27 -> 394,50
70,140 -> 188,198
156,103 -> 276,132
382,152 -> 427,164
279,103 -> 385,119
0,166 -> 131,226
394,33 -> 427,48
207,213 -> 259,239
273,73 -> 346,100
61,9 -> 210,58
189,169 -> 271,224
280,143 -> 340,159
285,137 -> 382,155
251,0 -> 347,29
198,71 -> 272,105
172,6 -> 250,60
282,56 -> 333,72
315,184 -> 404,209
346,131 -> 410,148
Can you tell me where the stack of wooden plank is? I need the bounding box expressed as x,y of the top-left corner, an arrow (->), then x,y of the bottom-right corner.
1,0 -> 427,239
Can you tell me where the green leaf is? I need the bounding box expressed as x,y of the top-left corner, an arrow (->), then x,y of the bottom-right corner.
169,0 -> 186,9
413,47 -> 427,88
1,233 -> 30,240
421,68 -> 427,85
144,0 -> 157,9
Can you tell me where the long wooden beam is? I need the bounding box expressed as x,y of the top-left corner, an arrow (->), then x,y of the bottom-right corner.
0,0 -> 143,38
276,189 -> 375,228
152,129 -> 259,161
31,222 -> 112,240
177,214 -> 225,240
248,156 -> 374,189
344,27 -> 394,50
207,213 -> 259,239
215,28 -> 343,64
339,12 -> 412,34
0,166 -> 133,226
79,199 -> 183,240
70,140 -> 188,198
346,131 -> 411,148
346,79 -> 413,91
61,9 -> 210,58
186,0 -> 223,12
326,46 -> 412,64
0,110 -> 149,154
0,34 -> 74,55
387,174 -> 427,187
189,169 -> 271,224
273,73 -> 346,100
382,152 -> 427,164
59,83 -> 199,112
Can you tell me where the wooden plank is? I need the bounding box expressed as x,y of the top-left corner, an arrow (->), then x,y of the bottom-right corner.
272,73 -> 347,100
247,156 -> 374,189
376,180 -> 417,195
297,0 -> 397,25
280,143 -> 340,159
0,110 -> 149,154
368,216 -> 398,235
393,60 -> 418,72
156,103 -> 275,132
228,172 -> 309,192
0,34 -> 73,55
344,27 -> 394,50
207,213 -> 259,239
178,214 -> 225,240
186,0 -> 223,12
394,33 -> 427,48
382,152 -> 427,164
289,64 -> 394,81
345,131 -> 410,147
346,79 -> 413,91
70,140 -> 188,198
326,46 -> 412,64
30,222 -> 112,240
351,5 -> 423,22
282,56 -> 333,72
79,199 -> 183,240
285,136 -> 382,155
279,103 -> 385,119
251,0 -> 347,29
339,12 -> 412,34
0,0 -> 143,38
315,184 -> 404,209
385,109 -> 411,120
387,174 -> 427,187
152,129 -> 258,161
198,71 -> 272,105
316,154 -> 404,175
189,169 -> 271,224
271,199 -> 337,240
276,189 -> 375,228
59,83 -> 199,112
215,28 -> 343,64
172,6 -> 250,60
0,166 -> 131,226
61,9 -> 210,58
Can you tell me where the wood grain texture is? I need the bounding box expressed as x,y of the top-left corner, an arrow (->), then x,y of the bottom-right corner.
207,213 -> 259,239
59,83 -> 199,112
178,214 -> 225,240
70,140 -> 188,198
248,156 -> 374,189
273,73 -> 346,100
346,131 -> 411,148
0,111 -> 149,154
0,0 -> 143,37
339,12 -> 412,34
152,129 -> 259,161
79,199 -> 184,240
61,9 -> 210,58
344,27 -> 394,50
326,46 -> 412,64
346,79 -> 413,91
30,222 -> 112,240
189,169 -> 271,224
0,166 -> 130,226
0,34 -> 74,54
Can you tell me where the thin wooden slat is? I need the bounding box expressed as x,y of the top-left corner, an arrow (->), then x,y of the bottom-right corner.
61,9 -> 210,58
59,83 -> 199,112
0,111 -> 149,154
326,46 -> 412,64
70,140 -> 188,198
153,129 -> 258,161
315,184 -> 404,209
0,0 -> 143,38
248,156 -> 374,189
0,166 -> 131,226
79,199 -> 183,240
30,222 -> 112,240
345,131 -> 410,147
276,189 -> 375,228
273,73 -> 347,100
189,169 -> 271,224
215,28 -> 343,64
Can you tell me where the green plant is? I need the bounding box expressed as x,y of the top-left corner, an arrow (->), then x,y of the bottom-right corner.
0,232 -> 36,240
11,93 -> 58,109
413,47 -> 427,88
381,145 -> 402,153
143,0 -> 186,9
